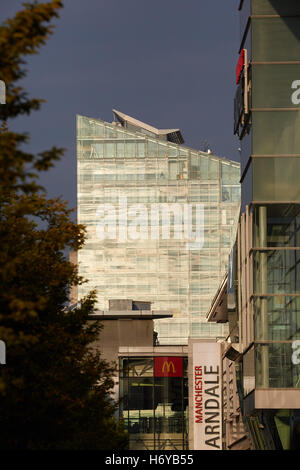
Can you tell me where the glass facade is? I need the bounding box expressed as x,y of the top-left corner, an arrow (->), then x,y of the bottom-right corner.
119,356 -> 188,450
237,1 -> 300,346
77,114 -> 240,344
252,17 -> 300,62
253,204 -> 300,248
232,0 -> 300,451
237,1 -> 300,207
251,204 -> 300,390
251,0 -> 300,16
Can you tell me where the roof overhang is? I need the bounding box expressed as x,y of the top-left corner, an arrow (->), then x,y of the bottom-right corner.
87,310 -> 173,320
113,109 -> 184,144
206,273 -> 228,323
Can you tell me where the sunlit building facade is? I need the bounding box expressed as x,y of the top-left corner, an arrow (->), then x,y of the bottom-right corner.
224,0 -> 300,450
76,110 -> 240,345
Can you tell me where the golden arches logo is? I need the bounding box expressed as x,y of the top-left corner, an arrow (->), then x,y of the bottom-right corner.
162,360 -> 176,374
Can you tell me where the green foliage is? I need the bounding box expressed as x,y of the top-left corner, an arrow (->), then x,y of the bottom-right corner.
0,1 -> 128,450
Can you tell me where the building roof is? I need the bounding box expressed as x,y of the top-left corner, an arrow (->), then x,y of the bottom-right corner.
113,109 -> 184,145
87,310 -> 173,320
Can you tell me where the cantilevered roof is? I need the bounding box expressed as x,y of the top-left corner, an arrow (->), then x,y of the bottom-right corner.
113,109 -> 184,145
206,273 -> 228,323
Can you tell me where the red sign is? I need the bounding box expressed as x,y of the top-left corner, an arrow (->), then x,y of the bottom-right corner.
236,49 -> 245,85
154,357 -> 183,377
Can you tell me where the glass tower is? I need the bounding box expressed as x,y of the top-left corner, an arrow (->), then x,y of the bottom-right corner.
76,110 -> 240,345
234,0 -> 300,450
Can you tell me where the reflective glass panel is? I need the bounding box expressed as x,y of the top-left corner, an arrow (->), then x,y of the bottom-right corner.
253,249 -> 300,294
253,112 -> 300,156
253,64 -> 300,109
252,17 -> 300,62
256,342 -> 300,388
253,157 -> 300,202
254,296 -> 300,341
253,204 -> 300,247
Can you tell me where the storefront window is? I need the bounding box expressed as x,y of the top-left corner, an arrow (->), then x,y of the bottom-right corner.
119,356 -> 188,450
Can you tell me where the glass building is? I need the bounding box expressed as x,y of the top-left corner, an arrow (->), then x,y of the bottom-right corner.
232,0 -> 300,449
76,110 -> 240,345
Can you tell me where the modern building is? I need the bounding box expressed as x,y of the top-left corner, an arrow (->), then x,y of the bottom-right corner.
86,298 -> 188,450
87,298 -> 226,451
76,110 -> 241,345
207,0 -> 300,450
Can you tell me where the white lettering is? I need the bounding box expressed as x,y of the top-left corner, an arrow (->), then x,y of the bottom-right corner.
291,80 -> 300,105
128,203 -> 148,240
105,455 -> 140,467
96,203 -> 116,240
292,340 -> 300,365
95,196 -> 205,250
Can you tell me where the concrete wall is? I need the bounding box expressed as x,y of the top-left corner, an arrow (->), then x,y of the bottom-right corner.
93,318 -> 154,365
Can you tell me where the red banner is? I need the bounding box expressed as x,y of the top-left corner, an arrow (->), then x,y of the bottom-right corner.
236,49 -> 245,85
154,357 -> 183,377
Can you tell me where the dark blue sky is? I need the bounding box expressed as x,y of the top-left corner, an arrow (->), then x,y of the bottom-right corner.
1,0 -> 240,213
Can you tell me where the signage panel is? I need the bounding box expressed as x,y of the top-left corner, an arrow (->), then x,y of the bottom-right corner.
154,356 -> 183,377
234,49 -> 249,137
236,49 -> 245,85
189,340 -> 222,450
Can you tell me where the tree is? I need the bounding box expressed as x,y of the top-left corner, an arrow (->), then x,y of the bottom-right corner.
0,1 -> 128,450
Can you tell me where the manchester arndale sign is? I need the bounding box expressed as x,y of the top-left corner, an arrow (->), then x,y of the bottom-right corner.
189,339 -> 222,450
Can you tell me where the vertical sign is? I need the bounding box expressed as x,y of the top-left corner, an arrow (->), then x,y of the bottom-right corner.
236,49 -> 245,85
189,340 -> 222,450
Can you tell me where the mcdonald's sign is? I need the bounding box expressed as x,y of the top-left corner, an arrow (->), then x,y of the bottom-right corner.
154,357 -> 183,377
